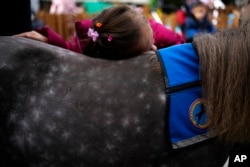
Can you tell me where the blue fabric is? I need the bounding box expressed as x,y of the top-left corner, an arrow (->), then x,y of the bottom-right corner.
158,43 -> 209,149
159,43 -> 200,87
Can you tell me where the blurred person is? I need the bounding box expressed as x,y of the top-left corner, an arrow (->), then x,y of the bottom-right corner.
184,1 -> 216,42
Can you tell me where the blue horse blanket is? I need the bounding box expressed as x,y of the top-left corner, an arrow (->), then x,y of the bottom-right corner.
157,43 -> 210,149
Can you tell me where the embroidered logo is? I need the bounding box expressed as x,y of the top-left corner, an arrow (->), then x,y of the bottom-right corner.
189,98 -> 208,129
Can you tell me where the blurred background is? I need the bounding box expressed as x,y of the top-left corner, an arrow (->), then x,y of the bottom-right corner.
0,0 -> 248,41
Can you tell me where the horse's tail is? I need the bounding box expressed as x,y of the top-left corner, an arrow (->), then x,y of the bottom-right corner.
193,23 -> 250,143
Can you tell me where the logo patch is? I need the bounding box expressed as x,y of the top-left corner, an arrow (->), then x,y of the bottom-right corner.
189,98 -> 208,129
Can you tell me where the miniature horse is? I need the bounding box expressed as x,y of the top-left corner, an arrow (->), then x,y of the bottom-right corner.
0,36 -> 236,167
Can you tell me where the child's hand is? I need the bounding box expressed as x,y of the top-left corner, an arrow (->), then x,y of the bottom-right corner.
14,31 -> 48,43
151,44 -> 157,51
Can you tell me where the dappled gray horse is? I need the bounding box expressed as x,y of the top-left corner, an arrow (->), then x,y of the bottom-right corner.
0,37 -> 231,167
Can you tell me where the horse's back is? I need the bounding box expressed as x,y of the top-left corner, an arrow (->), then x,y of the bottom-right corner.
0,36 -> 230,167
0,36 -> 167,166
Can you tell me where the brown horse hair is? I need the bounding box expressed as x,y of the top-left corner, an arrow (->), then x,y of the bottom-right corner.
192,22 -> 250,143
239,2 -> 250,27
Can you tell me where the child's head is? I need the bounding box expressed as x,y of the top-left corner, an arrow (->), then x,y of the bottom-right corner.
84,5 -> 154,60
191,2 -> 209,21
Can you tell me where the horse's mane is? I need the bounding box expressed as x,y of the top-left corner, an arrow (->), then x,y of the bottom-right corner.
193,22 -> 250,143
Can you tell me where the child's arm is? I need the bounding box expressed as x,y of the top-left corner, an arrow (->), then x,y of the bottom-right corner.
14,19 -> 93,54
15,27 -> 81,53
36,26 -> 81,53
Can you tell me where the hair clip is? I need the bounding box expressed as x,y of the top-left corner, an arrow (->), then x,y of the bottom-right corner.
96,22 -> 102,28
107,35 -> 112,42
87,28 -> 99,42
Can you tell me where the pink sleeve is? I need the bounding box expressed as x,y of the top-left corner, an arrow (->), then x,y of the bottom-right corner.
36,26 -> 81,53
149,19 -> 185,49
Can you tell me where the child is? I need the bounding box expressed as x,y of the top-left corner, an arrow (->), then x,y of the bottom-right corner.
16,4 -> 184,60
184,2 -> 216,42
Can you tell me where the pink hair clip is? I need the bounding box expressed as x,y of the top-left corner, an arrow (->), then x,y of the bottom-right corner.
107,35 -> 112,42
87,28 -> 99,42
